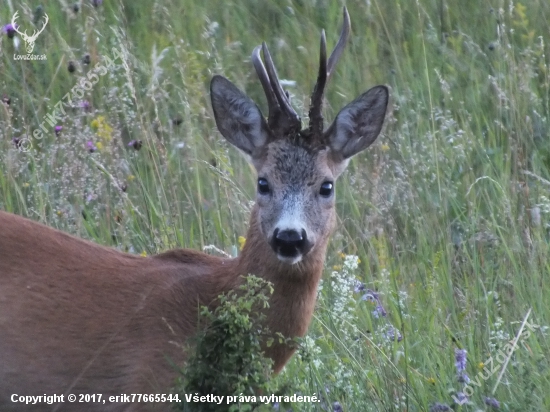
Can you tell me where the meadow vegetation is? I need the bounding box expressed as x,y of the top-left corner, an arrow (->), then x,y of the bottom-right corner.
1,0 -> 549,410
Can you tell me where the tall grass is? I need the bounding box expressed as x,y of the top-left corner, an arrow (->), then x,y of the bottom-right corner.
1,0 -> 549,410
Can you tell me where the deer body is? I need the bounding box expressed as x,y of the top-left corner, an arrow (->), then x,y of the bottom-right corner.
0,8 -> 388,411
0,206 -> 324,410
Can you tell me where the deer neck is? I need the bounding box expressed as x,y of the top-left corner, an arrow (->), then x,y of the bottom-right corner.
232,206 -> 329,371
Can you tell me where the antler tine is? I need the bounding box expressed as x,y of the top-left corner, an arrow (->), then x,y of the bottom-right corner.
252,45 -> 279,128
308,7 -> 351,135
308,30 -> 327,136
261,42 -> 301,128
327,7 -> 350,79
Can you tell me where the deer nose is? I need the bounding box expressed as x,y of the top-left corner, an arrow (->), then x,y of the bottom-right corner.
271,228 -> 312,261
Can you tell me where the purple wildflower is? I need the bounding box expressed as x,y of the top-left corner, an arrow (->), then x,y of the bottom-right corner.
455,348 -> 467,372
362,289 -> 379,300
12,137 -> 22,148
2,23 -> 18,39
54,126 -> 63,136
453,392 -> 468,405
361,289 -> 387,318
484,397 -> 500,409
128,139 -> 142,150
385,325 -> 403,342
332,402 -> 343,412
372,303 -> 387,318
68,61 -> 77,73
91,0 -> 103,7
457,372 -> 470,384
86,141 -> 97,153
2,94 -> 10,105
429,403 -> 451,412
354,281 -> 366,293
79,100 -> 91,111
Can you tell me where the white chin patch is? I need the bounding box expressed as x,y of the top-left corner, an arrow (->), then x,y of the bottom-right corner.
277,254 -> 303,265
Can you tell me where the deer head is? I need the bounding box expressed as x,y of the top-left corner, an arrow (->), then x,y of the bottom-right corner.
11,11 -> 49,54
210,7 -> 389,266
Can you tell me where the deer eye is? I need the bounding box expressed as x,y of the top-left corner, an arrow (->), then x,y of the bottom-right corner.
257,178 -> 270,195
320,182 -> 333,197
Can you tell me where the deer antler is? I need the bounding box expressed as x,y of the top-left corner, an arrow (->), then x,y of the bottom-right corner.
260,43 -> 300,127
251,42 -> 301,135
251,45 -> 280,130
308,7 -> 351,136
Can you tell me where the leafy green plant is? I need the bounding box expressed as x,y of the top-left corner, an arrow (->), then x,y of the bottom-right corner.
173,275 -> 280,412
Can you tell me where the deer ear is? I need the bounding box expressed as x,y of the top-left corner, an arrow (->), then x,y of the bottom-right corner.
210,75 -> 270,156
324,85 -> 389,160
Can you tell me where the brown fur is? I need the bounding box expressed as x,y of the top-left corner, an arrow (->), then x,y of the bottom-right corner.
0,203 -> 328,411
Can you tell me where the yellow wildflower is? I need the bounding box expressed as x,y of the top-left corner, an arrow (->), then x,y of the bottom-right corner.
238,236 -> 246,250
91,115 -> 113,143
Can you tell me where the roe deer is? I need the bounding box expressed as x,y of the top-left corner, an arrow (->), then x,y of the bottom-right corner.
0,7 -> 388,411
